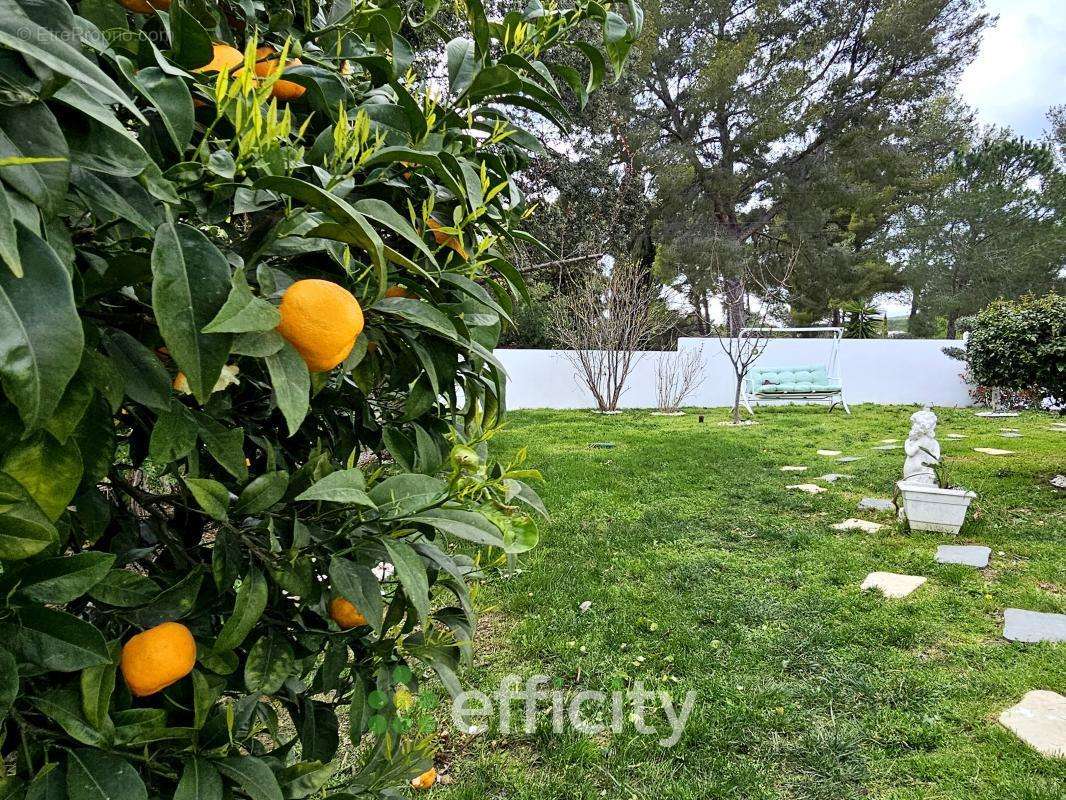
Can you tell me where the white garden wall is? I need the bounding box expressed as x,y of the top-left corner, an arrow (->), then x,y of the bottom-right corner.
496,338 -> 972,409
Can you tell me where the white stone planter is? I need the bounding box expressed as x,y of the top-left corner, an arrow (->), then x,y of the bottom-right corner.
896,480 -> 976,534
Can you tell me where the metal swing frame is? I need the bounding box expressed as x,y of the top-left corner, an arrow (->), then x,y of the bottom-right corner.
739,326 -> 850,415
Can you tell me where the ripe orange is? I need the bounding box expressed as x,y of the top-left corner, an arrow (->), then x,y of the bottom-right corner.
196,43 -> 244,74
275,279 -> 364,372
411,767 -> 437,789
427,218 -> 467,260
253,56 -> 306,101
329,597 -> 368,629
384,285 -> 413,298
120,621 -> 197,697
117,0 -> 171,13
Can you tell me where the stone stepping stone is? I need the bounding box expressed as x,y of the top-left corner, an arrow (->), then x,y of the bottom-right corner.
816,449 -> 842,456
1052,475 -> 1066,489
861,572 -> 926,598
975,411 -> 1019,417
945,433 -> 966,439
832,518 -> 884,533
1000,428 -> 1019,433
935,544 -> 991,568
858,498 -> 895,513
879,439 -> 898,444
873,444 -> 900,450
837,456 -> 862,463
974,447 -> 1014,456
786,483 -> 827,494
999,690 -> 1066,758
1003,609 -> 1066,643
780,465 -> 807,472
1001,432 -> 1022,438
818,473 -> 851,483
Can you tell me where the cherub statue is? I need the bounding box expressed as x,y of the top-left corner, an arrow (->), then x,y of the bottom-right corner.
902,406 -> 940,485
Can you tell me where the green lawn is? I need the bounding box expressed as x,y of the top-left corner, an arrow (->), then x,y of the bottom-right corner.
437,406 -> 1065,799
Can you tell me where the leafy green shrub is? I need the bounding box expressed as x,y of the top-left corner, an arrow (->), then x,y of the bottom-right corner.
965,293 -> 1065,398
0,0 -> 638,796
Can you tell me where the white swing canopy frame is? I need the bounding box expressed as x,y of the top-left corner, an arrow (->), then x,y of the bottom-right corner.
739,326 -> 850,415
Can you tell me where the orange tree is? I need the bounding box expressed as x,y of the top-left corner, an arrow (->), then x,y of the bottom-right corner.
0,0 -> 639,796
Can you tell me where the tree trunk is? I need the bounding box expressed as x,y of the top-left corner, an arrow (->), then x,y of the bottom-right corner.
946,312 -> 958,340
724,276 -> 746,337
732,375 -> 742,424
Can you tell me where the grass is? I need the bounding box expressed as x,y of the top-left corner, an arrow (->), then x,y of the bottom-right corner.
435,405 -> 1065,799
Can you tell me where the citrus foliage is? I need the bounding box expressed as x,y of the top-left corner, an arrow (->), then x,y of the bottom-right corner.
0,0 -> 640,796
966,293 -> 1065,398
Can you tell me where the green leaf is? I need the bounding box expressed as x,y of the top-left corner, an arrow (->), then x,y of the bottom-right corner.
149,405 -> 198,463
0,647 -> 16,721
66,749 -> 147,800
17,606 -> 110,672
0,6 -> 145,123
328,558 -> 383,635
244,633 -> 294,695
214,757 -> 282,800
0,102 -> 69,214
120,64 -> 195,154
348,672 -> 369,746
175,758 -> 223,800
213,569 -> 267,652
363,146 -> 466,198
196,418 -> 247,481
104,331 -> 171,411
191,670 -> 221,731
297,698 -> 339,763
23,765 -> 63,800
406,508 -> 505,548
295,469 -> 373,505
14,552 -> 115,604
277,761 -> 334,800
0,470 -> 57,561
265,341 -> 310,437
202,270 -> 282,334
151,223 -> 233,404
353,198 -> 438,264
168,2 -> 214,69
88,570 -> 161,607
253,176 -> 385,277
1,431 -> 83,521
234,472 -> 289,515
232,330 -> 285,357
80,641 -> 119,731
446,38 -> 478,95
368,474 -> 446,517
184,478 -> 229,522
382,539 -> 430,626
31,687 -> 110,747
45,374 -> 93,444
0,223 -> 84,429
372,297 -> 458,340
0,186 -> 21,277
481,506 -> 540,554
125,569 -> 203,628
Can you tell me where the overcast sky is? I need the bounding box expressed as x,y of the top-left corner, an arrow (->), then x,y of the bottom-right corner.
958,0 -> 1065,139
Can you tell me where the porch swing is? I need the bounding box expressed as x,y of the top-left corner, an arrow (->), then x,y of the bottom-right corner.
739,327 -> 850,415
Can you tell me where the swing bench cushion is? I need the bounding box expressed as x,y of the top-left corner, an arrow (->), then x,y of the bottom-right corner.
747,365 -> 842,395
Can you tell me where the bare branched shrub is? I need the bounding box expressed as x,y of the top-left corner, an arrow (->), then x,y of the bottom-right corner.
707,240 -> 797,423
554,262 -> 669,412
655,345 -> 705,413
